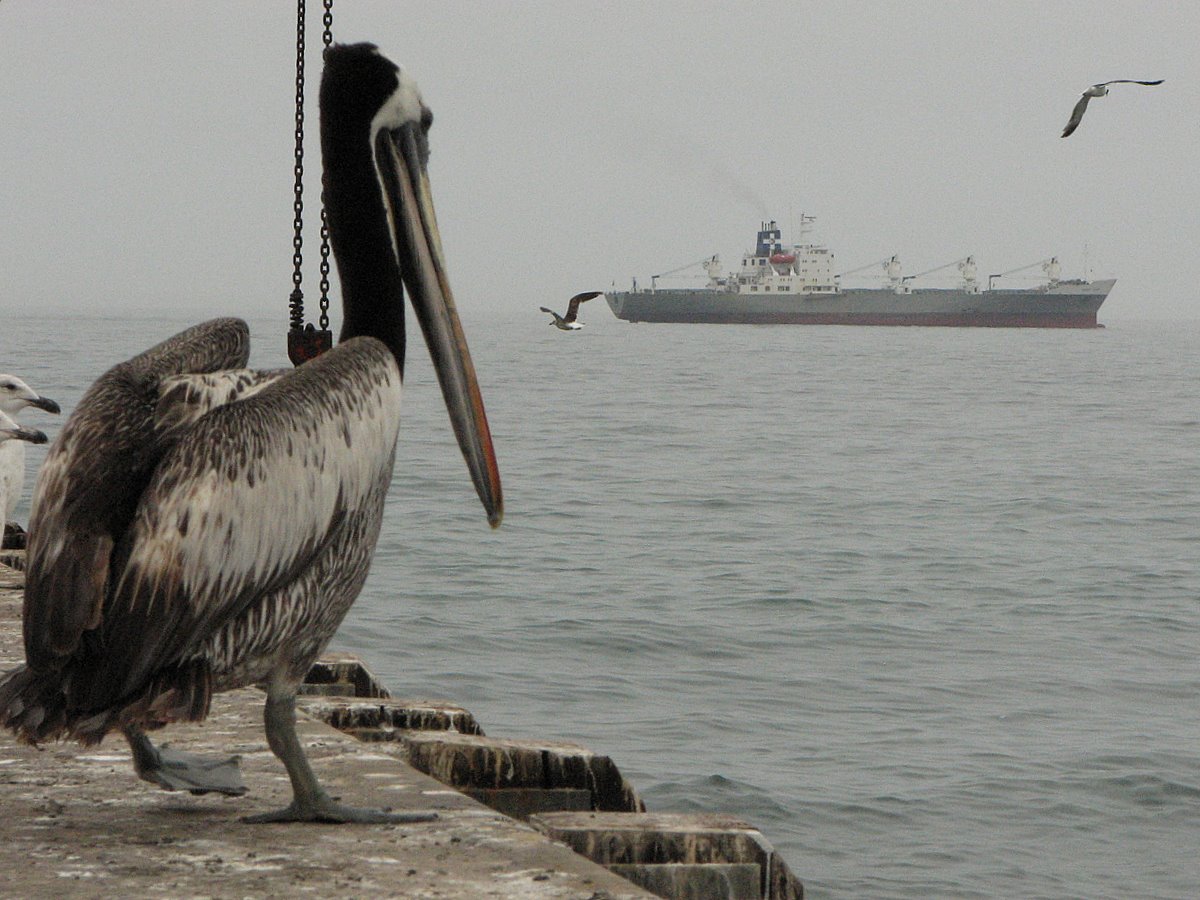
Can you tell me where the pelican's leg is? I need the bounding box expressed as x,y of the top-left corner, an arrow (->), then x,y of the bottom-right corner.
242,687 -> 437,825
123,725 -> 247,796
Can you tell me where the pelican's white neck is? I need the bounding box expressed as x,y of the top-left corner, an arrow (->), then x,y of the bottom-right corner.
370,64 -> 425,138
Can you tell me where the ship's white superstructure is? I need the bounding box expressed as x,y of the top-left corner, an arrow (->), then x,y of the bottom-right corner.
706,216 -> 840,295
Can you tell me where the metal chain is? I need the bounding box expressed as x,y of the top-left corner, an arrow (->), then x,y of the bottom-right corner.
316,0 -> 334,330
287,0 -> 307,332
286,0 -> 335,365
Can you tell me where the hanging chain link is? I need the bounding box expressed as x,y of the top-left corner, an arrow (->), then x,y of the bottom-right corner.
287,0 -> 307,333
286,0 -> 334,365
316,0 -> 334,331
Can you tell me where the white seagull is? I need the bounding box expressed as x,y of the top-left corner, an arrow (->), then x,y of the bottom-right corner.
0,376 -> 60,529
541,291 -> 603,330
1061,79 -> 1164,138
0,43 -> 502,824
0,409 -> 49,544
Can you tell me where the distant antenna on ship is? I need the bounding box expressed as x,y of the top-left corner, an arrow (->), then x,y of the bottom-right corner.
796,213 -> 816,243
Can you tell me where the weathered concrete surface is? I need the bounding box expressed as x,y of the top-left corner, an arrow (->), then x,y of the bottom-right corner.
609,863 -> 763,900
301,652 -> 395,699
298,695 -> 485,739
0,562 -> 654,899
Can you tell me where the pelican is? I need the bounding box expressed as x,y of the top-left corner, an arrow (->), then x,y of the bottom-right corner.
1061,79 -> 1164,138
0,376 -> 60,529
541,291 -> 603,330
0,43 -> 502,825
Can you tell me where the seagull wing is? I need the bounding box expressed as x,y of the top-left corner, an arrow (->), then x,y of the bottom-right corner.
1061,92 -> 1092,138
539,306 -> 565,324
1099,79 -> 1165,87
564,291 -> 602,322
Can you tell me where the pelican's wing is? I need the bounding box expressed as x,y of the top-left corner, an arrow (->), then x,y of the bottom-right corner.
564,291 -> 602,321
24,318 -> 251,667
71,337 -> 403,711
1100,79 -> 1164,86
1061,93 -> 1092,138
154,368 -> 288,438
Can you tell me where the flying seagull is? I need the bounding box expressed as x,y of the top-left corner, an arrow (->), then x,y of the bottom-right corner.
0,43 -> 502,825
1061,79 -> 1164,138
541,291 -> 603,330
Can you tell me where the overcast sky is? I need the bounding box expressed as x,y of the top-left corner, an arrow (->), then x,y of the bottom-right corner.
1,1 -> 1196,326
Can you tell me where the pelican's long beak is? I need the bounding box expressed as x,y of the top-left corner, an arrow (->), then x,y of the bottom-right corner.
376,123 -> 503,527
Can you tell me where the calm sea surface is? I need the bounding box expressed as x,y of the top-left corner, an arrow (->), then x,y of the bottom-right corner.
4,311 -> 1199,899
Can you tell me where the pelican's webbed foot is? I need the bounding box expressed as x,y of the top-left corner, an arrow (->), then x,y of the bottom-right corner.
125,726 -> 247,796
245,687 -> 439,825
243,794 -> 438,825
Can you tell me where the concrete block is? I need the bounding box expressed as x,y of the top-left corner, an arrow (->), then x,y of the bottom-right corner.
610,862 -> 763,900
466,786 -> 593,820
301,652 -> 390,698
298,696 -> 484,738
530,812 -> 804,899
403,732 -> 644,815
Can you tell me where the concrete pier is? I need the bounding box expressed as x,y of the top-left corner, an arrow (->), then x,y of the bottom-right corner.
0,555 -> 804,898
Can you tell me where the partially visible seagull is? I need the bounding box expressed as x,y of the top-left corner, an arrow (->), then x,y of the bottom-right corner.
0,410 -> 49,516
0,411 -> 48,446
541,291 -> 603,331
1061,79 -> 1164,138
0,376 -> 59,527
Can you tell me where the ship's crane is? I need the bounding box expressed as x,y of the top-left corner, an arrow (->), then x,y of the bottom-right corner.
902,256 -> 973,283
651,255 -> 718,290
987,257 -> 1059,290
836,257 -> 893,278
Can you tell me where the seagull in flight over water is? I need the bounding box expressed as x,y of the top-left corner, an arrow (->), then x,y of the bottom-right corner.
541,291 -> 603,330
1061,79 -> 1164,138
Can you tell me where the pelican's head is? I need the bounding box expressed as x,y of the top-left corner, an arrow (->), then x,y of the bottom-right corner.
0,410 -> 47,445
321,44 -> 502,528
0,375 -> 60,417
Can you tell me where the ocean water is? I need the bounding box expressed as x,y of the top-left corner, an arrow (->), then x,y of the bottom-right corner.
4,311 -> 1200,899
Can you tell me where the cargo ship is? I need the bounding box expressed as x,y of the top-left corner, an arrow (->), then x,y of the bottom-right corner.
605,218 -> 1113,327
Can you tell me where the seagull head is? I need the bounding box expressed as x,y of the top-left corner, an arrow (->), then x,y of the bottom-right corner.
0,375 -> 61,417
0,410 -> 47,445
